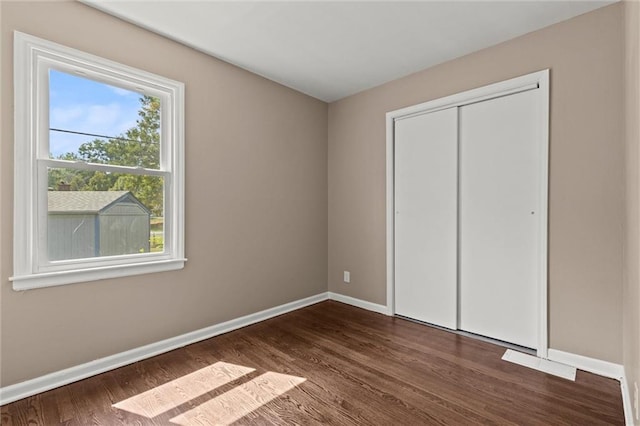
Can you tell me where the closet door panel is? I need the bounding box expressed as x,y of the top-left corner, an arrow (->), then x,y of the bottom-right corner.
459,90 -> 541,349
394,107 -> 458,329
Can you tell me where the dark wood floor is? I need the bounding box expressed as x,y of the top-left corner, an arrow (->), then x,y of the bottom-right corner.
1,301 -> 624,425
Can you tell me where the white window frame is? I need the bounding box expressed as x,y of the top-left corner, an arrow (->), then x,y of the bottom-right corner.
11,32 -> 186,290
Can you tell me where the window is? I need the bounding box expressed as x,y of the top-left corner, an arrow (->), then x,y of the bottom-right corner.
11,32 -> 185,290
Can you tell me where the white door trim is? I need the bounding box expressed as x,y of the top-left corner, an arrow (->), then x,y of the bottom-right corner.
385,69 -> 550,358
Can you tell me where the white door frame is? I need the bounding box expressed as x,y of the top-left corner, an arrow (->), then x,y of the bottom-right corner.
385,69 -> 550,358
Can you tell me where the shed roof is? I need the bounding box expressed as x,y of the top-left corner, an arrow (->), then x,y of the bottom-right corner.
48,191 -> 132,213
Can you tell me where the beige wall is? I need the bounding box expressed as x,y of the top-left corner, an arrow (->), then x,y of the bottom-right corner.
328,3 -> 625,362
624,0 -> 640,415
0,1 -> 328,387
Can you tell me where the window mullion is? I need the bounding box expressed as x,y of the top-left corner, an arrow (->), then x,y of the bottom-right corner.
35,161 -> 49,271
40,158 -> 170,177
36,57 -> 51,160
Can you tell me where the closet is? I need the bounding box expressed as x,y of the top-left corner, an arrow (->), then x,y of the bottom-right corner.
391,71 -> 548,353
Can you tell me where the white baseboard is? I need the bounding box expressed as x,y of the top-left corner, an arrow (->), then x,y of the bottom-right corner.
327,292 -> 390,315
547,348 -> 624,379
547,349 -> 634,425
620,372 -> 636,426
0,292 -> 328,406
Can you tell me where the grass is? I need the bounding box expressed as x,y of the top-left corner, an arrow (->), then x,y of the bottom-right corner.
150,217 -> 164,252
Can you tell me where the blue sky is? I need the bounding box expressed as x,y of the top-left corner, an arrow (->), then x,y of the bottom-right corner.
49,69 -> 142,157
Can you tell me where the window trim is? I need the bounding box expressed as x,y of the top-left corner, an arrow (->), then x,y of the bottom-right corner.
11,31 -> 186,290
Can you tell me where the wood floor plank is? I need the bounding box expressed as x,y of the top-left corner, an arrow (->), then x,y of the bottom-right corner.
305,302 -> 623,424
0,301 -> 625,425
239,330 -> 464,425
277,315 -> 522,424
196,332 -> 370,426
226,337 -> 363,426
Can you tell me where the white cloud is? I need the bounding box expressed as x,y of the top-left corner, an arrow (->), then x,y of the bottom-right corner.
50,106 -> 84,126
49,101 -> 140,156
118,119 -> 138,134
49,132 -> 86,158
51,102 -> 138,136
85,103 -> 122,129
110,86 -> 136,97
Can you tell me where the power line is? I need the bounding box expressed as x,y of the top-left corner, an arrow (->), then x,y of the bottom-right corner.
50,128 -> 158,144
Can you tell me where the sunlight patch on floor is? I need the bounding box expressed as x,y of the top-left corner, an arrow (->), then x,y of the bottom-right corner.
113,361 -> 255,418
169,371 -> 307,425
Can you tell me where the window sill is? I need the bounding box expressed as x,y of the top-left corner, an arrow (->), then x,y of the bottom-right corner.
10,258 -> 186,291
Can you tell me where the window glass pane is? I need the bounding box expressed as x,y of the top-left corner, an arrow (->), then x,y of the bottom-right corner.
49,69 -> 161,169
47,167 -> 164,261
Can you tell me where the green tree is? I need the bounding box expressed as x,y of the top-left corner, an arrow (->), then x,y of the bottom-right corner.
77,96 -> 160,168
51,96 -> 164,216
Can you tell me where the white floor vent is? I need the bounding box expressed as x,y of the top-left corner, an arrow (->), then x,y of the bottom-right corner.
502,349 -> 577,381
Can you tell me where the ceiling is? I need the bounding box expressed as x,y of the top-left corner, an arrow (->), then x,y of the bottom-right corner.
83,1 -> 615,102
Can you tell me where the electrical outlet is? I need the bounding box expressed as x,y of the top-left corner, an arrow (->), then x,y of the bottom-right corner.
343,270 -> 350,283
634,381 -> 639,421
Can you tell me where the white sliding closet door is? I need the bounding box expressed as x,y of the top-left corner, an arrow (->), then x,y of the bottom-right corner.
394,107 -> 458,329
459,89 -> 541,349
